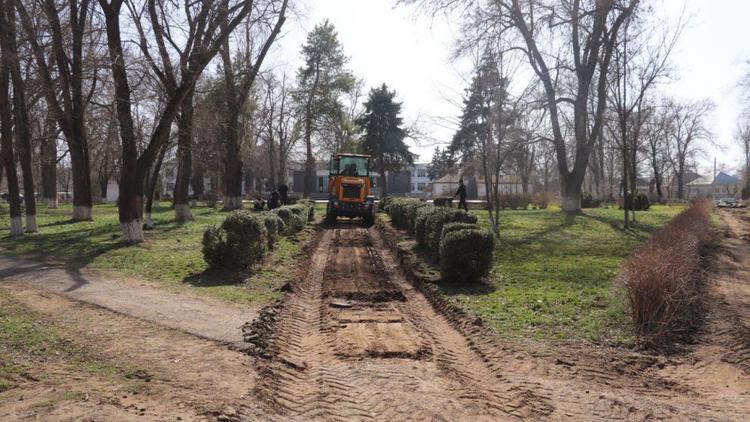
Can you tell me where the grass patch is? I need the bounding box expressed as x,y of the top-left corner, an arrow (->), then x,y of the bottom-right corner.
0,289 -> 62,391
0,288 -> 143,394
432,205 -> 685,345
0,203 -> 319,306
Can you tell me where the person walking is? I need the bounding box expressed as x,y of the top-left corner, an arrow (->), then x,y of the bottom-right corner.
454,178 -> 468,212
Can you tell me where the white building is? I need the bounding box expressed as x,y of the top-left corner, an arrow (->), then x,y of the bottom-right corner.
432,172 -> 532,198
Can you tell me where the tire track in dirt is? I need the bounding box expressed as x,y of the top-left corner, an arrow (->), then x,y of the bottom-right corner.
713,209 -> 750,374
252,223 -> 551,420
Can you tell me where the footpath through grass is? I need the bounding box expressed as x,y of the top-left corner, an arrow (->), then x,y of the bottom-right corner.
0,203 -> 320,306
436,205 -> 685,346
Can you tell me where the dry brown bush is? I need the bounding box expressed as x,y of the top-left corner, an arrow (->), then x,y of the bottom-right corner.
621,199 -> 714,348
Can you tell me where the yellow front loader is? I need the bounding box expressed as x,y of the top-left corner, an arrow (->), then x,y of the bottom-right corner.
325,153 -> 376,226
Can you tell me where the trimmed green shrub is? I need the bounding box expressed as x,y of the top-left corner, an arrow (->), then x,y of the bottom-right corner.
581,193 -> 602,209
202,211 -> 267,270
405,201 -> 430,232
379,196 -> 394,211
439,229 -> 494,282
433,196 -> 453,207
202,226 -> 232,268
415,205 -> 439,245
624,193 -> 651,211
441,222 -> 481,239
387,198 -> 427,231
272,205 -> 306,234
260,212 -> 285,248
424,208 -> 478,254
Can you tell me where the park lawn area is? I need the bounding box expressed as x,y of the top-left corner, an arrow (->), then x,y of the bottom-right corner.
0,203 -> 320,306
436,204 -> 686,346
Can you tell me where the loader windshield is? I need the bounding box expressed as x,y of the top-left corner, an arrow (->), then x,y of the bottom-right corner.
330,155 -> 369,177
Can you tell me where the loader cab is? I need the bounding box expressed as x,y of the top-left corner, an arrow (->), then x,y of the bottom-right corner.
329,154 -> 370,178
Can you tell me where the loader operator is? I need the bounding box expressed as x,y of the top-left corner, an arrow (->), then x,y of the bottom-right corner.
454,178 -> 468,212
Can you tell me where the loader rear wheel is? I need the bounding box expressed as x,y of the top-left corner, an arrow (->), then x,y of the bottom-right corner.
325,204 -> 337,225
363,211 -> 374,228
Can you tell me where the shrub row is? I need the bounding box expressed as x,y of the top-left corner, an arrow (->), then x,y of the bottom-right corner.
382,198 -> 430,230
383,198 -> 493,282
202,202 -> 314,270
621,199 -> 713,347
270,202 -> 315,235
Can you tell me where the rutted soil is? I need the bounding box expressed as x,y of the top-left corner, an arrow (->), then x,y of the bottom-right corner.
251,223 -> 550,420
0,286 -> 264,421
248,221 -> 750,421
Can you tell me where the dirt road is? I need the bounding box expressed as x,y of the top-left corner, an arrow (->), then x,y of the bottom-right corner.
250,222 -> 750,421
0,256 -> 254,345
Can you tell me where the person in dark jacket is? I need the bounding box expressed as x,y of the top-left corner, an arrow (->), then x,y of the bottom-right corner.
454,178 -> 468,211
268,191 -> 281,210
278,183 -> 289,205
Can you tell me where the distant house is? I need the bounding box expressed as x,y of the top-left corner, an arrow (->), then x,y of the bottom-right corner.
432,172 -> 532,199
664,171 -> 702,199
686,171 -> 742,200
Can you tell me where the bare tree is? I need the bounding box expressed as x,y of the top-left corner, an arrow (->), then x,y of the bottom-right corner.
97,0 -> 255,242
404,0 -> 640,211
1,2 -> 37,231
218,0 -> 288,210
664,98 -> 713,199
15,0 -> 101,221
736,118 -> 750,199
607,10 -> 680,226
0,0 -> 23,235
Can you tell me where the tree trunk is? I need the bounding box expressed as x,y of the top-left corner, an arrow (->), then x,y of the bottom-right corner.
378,159 -> 388,196
144,141 -> 168,229
0,59 -> 23,235
174,89 -> 194,220
191,167 -> 204,202
40,109 -> 58,208
223,108 -> 244,210
560,176 -> 583,212
69,135 -> 93,220
622,144 -> 630,229
5,5 -> 36,232
304,111 -> 314,198
268,128 -> 277,192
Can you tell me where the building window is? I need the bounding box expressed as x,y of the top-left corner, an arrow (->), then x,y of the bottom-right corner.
417,169 -> 427,178
411,183 -> 416,191
417,183 -> 425,191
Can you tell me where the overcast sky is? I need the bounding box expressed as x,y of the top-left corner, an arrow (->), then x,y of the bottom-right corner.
271,0 -> 749,174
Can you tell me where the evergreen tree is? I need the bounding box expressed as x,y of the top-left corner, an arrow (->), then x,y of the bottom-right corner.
427,146 -> 455,180
296,20 -> 354,197
357,84 -> 413,195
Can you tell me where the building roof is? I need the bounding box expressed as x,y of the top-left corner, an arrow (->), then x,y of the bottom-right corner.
687,176 -> 713,186
686,171 -> 741,187
713,171 -> 740,185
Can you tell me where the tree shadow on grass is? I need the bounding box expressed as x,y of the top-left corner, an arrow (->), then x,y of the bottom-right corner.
438,277 -> 497,297
182,268 -> 248,287
40,219 -> 85,228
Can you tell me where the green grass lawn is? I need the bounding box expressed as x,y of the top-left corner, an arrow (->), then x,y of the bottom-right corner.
0,203 -> 321,306
434,205 -> 685,346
